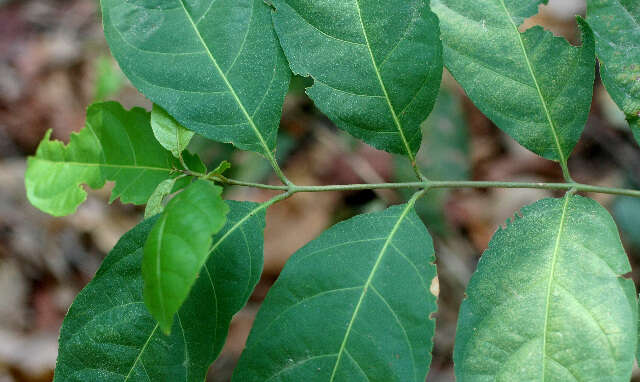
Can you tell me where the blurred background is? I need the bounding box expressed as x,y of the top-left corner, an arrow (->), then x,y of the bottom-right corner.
1,0 -> 639,381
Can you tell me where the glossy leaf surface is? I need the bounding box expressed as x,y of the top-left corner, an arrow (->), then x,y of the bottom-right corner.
586,0 -> 640,144
143,180 -> 229,333
25,102 -> 184,217
454,195 -> 637,381
102,0 -> 291,156
54,200 -> 266,381
271,0 -> 442,159
234,202 -> 437,382
432,0 -> 595,162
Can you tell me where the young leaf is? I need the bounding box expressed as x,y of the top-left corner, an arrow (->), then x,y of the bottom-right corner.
151,104 -> 195,158
207,160 -> 232,178
54,200 -> 267,381
25,102 -> 184,217
454,195 -> 637,380
432,0 -> 596,162
143,180 -> 229,333
270,0 -> 443,159
233,202 -> 438,382
586,0 -> 640,145
144,178 -> 178,219
101,0 -> 291,157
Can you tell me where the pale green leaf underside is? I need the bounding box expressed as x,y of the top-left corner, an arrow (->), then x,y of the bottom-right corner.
143,180 -> 229,333
144,178 -> 178,219
102,0 -> 291,156
234,203 -> 437,382
54,200 -> 266,382
271,0 -> 442,159
25,102 -> 184,217
151,104 -> 195,158
454,195 -> 637,381
432,0 -> 595,162
586,0 -> 640,145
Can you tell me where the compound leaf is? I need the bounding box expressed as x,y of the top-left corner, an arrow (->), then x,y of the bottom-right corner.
234,202 -> 438,382
454,195 -> 637,381
54,200 -> 266,381
271,0 -> 442,159
101,0 -> 291,157
143,179 -> 229,333
26,102 -> 186,217
586,0 -> 640,145
151,104 -> 195,158
432,0 -> 595,162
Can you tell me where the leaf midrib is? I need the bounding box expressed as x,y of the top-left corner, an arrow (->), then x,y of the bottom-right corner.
541,194 -> 572,380
328,202 -> 416,381
353,0 -> 416,162
33,158 -> 173,172
124,323 -> 159,381
177,0 -> 278,161
496,0 -> 567,164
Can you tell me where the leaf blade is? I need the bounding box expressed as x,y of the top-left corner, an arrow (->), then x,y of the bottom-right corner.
454,195 -> 637,380
143,179 -> 229,333
54,200 -> 266,382
233,202 -> 438,382
25,102 -> 182,216
586,0 -> 640,144
271,0 -> 443,158
151,105 -> 195,158
101,0 -> 291,157
144,178 -> 178,219
432,0 -> 596,161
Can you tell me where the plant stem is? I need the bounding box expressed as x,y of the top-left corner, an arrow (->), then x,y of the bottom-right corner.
266,154 -> 292,186
210,176 -> 640,198
559,160 -> 574,183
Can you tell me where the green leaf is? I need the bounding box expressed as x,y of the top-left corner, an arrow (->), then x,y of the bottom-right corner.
454,195 -> 637,380
270,0 -> 443,159
54,200 -> 267,381
207,160 -> 232,177
25,102 -> 183,217
612,195 -> 640,250
101,0 -> 291,157
93,55 -> 124,101
234,201 -> 438,382
151,104 -> 195,158
432,0 -> 596,162
143,179 -> 229,333
586,0 -> 640,145
144,178 -> 178,219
